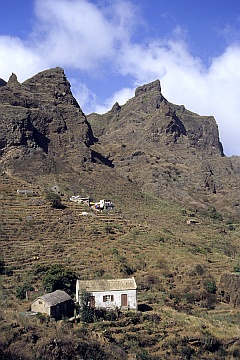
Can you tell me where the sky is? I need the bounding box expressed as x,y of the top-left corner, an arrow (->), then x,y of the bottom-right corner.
0,0 -> 240,156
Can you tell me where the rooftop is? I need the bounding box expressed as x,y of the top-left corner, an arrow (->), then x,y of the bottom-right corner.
77,277 -> 137,292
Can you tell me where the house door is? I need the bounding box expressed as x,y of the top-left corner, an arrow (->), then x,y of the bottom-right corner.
121,294 -> 128,307
89,296 -> 95,309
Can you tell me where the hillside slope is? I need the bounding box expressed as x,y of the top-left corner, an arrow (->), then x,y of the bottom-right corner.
0,68 -> 240,359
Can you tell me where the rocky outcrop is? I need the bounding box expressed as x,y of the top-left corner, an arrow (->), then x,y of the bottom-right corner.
217,273 -> 240,307
0,67 -> 96,175
135,79 -> 162,97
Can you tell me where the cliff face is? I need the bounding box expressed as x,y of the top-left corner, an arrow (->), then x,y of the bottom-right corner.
0,68 -> 95,175
88,79 -> 223,156
88,80 -> 239,213
0,68 -> 239,214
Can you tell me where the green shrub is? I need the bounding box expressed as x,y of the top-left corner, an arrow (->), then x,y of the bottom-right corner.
104,224 -> 115,234
16,283 -> 34,299
203,279 -> 217,294
233,257 -> 240,272
41,264 -> 77,295
45,192 -> 64,209
195,264 -> 204,275
180,345 -> 195,359
202,333 -> 221,352
208,207 -> 223,221
79,290 -> 94,323
119,263 -> 134,276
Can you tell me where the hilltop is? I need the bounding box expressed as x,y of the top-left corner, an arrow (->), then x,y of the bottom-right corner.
0,68 -> 240,359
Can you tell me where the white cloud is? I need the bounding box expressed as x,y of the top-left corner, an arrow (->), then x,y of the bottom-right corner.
0,36 -> 45,81
33,0 -> 116,70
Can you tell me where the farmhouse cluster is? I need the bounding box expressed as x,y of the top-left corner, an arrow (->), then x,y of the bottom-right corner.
31,277 -> 137,320
70,196 -> 114,212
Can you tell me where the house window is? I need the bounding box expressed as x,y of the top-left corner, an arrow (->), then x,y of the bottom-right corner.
103,295 -> 114,302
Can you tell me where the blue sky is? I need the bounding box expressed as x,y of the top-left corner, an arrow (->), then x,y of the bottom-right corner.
0,0 -> 240,156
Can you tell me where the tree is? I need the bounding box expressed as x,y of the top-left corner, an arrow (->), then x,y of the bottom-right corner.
45,192 -> 64,209
40,264 -> 77,295
16,283 -> 34,299
79,290 -> 94,323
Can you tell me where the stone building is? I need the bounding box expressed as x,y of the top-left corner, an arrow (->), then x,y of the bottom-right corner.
31,290 -> 74,320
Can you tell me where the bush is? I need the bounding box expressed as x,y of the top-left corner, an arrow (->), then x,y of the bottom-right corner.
208,207 -> 223,221
79,290 -> 94,323
0,258 -> 5,274
202,333 -> 221,352
41,264 -> 77,295
233,257 -> 240,273
203,279 -> 217,294
119,263 -> 134,276
195,264 -> 205,275
45,192 -> 64,209
16,283 -> 34,299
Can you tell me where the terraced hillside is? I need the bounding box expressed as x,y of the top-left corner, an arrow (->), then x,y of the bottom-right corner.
1,171 -> 240,359
1,171 -> 239,281
0,172 -> 150,279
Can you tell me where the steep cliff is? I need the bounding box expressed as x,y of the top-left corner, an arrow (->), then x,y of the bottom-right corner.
0,67 -> 95,177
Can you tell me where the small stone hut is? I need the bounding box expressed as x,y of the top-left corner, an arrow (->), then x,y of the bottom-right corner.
31,290 -> 74,319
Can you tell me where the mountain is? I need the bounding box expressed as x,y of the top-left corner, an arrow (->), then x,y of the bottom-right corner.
0,68 -> 95,175
0,68 -> 240,359
88,79 -> 240,217
1,67 -> 239,217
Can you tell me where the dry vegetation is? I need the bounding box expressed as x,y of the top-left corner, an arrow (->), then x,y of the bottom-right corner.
0,172 -> 240,359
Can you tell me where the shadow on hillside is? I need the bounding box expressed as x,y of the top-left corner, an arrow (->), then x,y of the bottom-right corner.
138,304 -> 153,312
90,150 -> 114,168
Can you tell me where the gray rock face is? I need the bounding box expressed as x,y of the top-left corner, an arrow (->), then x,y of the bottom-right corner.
135,79 -> 161,97
0,67 -> 95,174
218,273 -> 240,307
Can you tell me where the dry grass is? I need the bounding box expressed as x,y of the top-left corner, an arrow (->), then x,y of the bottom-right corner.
0,172 -> 240,359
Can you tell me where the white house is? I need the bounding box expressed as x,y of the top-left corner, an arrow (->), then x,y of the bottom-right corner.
76,277 -> 137,310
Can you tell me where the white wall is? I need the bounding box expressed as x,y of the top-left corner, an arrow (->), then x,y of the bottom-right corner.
77,288 -> 137,310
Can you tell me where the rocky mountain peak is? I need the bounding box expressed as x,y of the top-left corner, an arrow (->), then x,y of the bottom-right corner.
7,73 -> 18,85
87,78 -> 240,213
0,67 -> 96,176
20,67 -> 80,108
135,79 -> 161,97
111,102 -> 121,113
